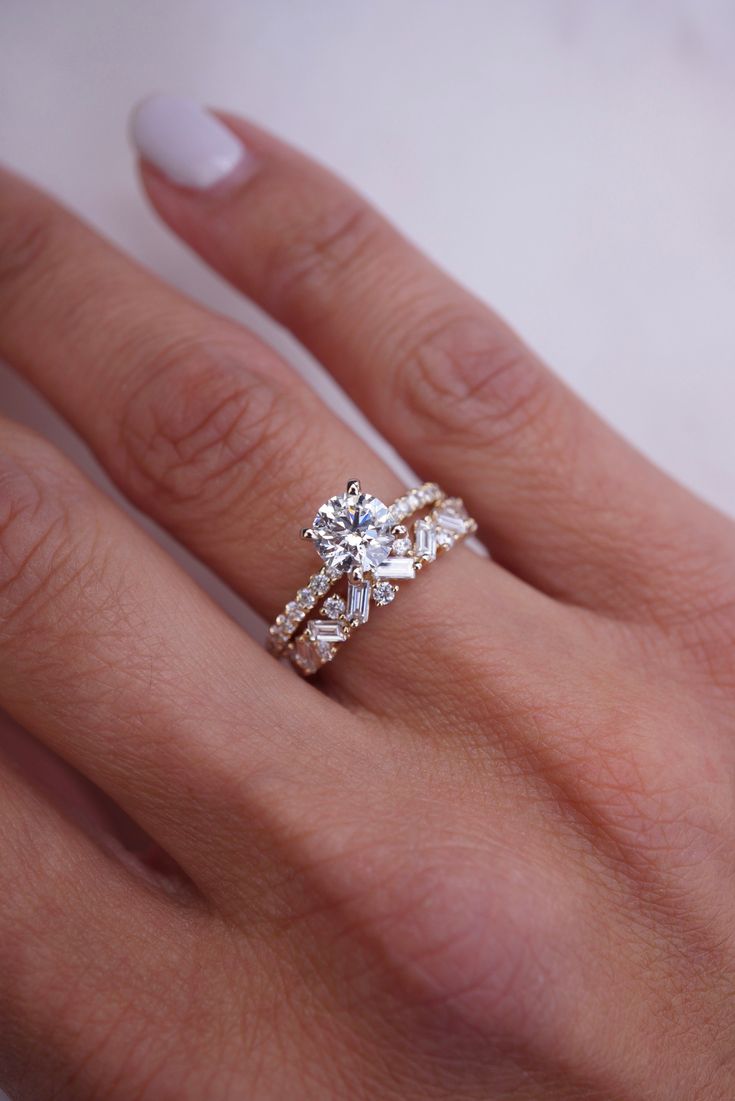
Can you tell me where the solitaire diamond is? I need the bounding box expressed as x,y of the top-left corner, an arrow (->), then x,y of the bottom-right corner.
311,486 -> 394,574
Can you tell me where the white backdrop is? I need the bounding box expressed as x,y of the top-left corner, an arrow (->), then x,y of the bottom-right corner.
1,2 -> 734,1093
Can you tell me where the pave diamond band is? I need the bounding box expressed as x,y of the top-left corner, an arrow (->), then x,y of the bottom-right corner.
266,479 -> 476,676
267,481 -> 443,657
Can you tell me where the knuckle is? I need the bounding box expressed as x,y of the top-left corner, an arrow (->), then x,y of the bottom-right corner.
658,558 -> 735,695
112,337 -> 301,515
0,447 -> 78,624
291,801 -> 562,1054
0,193 -> 67,304
263,197 -> 383,321
393,309 -> 553,450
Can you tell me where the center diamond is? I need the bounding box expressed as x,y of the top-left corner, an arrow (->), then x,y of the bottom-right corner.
311,484 -> 394,574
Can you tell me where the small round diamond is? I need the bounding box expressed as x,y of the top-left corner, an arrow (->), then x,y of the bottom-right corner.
373,581 -> 397,606
322,595 -> 346,619
392,536 -> 412,556
436,529 -> 453,549
310,573 -> 331,596
297,587 -> 315,609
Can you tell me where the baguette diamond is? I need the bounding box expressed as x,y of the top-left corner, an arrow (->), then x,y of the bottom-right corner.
414,519 -> 437,561
346,579 -> 371,624
309,620 -> 347,644
374,557 -> 415,580
435,499 -> 470,534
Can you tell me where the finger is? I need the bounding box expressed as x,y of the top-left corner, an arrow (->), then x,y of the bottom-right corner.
132,97 -> 735,622
0,417 -> 343,900
0,161 -> 515,708
0,162 -> 410,631
0,712 -> 190,1101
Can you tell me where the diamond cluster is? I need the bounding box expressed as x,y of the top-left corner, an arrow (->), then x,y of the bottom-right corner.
288,492 -> 477,675
268,482 -> 473,671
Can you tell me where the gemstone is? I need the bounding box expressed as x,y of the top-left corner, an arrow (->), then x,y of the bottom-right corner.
322,594 -> 346,619
414,519 -> 436,561
374,556 -> 415,580
309,620 -> 347,644
292,636 -> 320,674
346,579 -> 371,624
392,536 -> 412,556
436,528 -> 453,549
435,498 -> 469,534
310,573 -> 331,596
297,587 -> 315,609
373,581 -> 397,606
311,488 -> 394,574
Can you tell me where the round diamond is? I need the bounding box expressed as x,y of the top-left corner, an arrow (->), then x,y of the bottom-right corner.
373,581 -> 397,606
392,536 -> 412,556
312,489 -> 394,574
322,595 -> 346,619
297,587 -> 315,609
310,573 -> 331,596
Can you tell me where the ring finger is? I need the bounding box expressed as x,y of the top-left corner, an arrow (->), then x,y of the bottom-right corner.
0,164 -> 503,699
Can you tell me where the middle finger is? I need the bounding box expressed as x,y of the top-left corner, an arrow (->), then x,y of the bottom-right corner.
0,166 -> 411,627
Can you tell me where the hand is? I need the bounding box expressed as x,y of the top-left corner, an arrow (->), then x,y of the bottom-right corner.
1,95 -> 733,1101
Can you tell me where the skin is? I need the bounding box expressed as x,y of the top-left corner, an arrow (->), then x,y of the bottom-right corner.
0,112 -> 734,1100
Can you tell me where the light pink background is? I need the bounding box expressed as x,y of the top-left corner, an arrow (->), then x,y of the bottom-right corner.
1,2 -> 734,1094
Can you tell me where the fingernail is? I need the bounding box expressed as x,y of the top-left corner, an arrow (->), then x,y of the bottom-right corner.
130,94 -> 253,190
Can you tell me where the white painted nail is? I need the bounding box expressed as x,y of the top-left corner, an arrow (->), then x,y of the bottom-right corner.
130,94 -> 251,190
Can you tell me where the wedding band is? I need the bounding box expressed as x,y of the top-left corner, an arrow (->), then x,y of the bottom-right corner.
266,479 -> 476,676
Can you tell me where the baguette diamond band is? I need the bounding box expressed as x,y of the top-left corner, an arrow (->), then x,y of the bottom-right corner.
267,479 -> 476,676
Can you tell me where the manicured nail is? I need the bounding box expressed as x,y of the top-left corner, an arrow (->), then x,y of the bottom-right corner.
130,94 -> 252,190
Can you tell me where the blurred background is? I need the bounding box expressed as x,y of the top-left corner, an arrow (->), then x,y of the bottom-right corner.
0,2 -> 734,1095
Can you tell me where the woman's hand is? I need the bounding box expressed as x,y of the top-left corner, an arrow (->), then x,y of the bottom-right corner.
1,96 -> 734,1100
